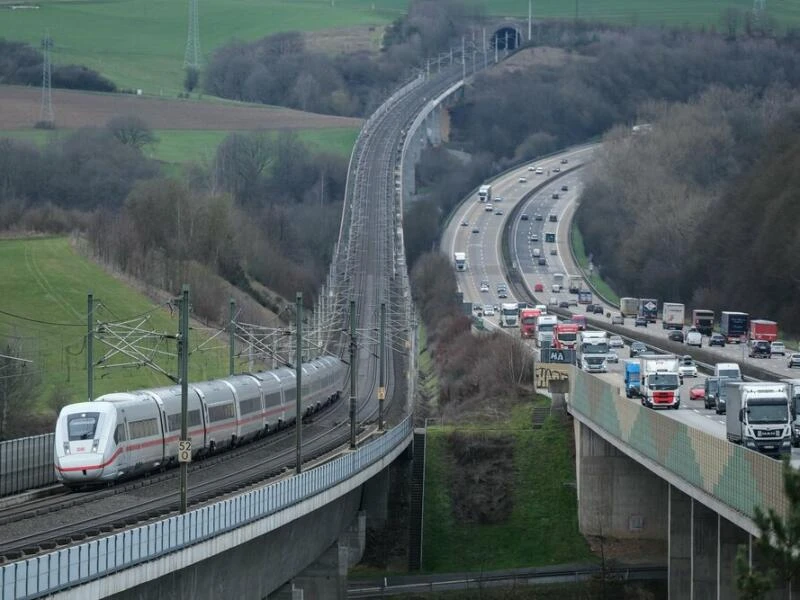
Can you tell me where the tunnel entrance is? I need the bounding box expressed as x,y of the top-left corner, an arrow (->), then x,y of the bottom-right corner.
492,27 -> 522,50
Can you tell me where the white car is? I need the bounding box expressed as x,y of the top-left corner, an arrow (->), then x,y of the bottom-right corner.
483,304 -> 495,316
771,342 -> 786,356
529,234 -> 539,242
606,350 -> 619,364
549,296 -> 558,306
535,167 -> 544,174
678,356 -> 698,378
518,176 -> 527,183
685,328 -> 702,347
480,281 -> 490,293
609,335 -> 624,348
528,165 -> 536,171
494,196 -> 503,203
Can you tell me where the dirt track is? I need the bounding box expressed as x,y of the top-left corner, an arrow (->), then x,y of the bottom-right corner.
0,85 -> 364,130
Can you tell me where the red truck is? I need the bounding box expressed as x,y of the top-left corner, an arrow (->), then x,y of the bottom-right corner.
520,308 -> 542,339
750,319 -> 778,342
553,323 -> 579,349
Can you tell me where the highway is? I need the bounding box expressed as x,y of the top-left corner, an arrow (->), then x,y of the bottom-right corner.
442,147 -> 800,463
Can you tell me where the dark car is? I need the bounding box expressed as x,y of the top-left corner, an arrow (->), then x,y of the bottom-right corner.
561,184 -> 569,191
537,257 -> 547,266
668,330 -> 685,343
749,340 -> 771,358
559,301 -> 570,309
561,158 -> 569,164
635,316 -> 648,327
585,304 -> 596,313
630,341 -> 648,358
521,213 -> 529,221
709,333 -> 726,347
593,305 -> 604,315
552,192 -> 560,200
553,167 -> 561,173
534,213 -> 543,221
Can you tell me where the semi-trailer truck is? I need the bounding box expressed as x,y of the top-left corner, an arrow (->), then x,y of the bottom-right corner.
638,354 -> 681,409
720,311 -> 749,343
520,308 -> 541,339
568,276 -> 583,294
619,297 -> 639,318
725,382 -> 792,458
749,319 -> 778,342
639,298 -> 659,323
536,315 -> 558,347
662,302 -> 685,330
578,289 -> 592,305
624,360 -> 641,398
500,303 -> 519,328
453,252 -> 466,271
577,331 -> 609,373
553,322 -> 579,349
692,309 -> 715,336
478,184 -> 492,202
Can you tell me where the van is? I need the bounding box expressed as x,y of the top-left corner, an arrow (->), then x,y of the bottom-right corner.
485,203 -> 493,212
685,328 -> 702,347
715,362 -> 742,381
533,248 -> 541,257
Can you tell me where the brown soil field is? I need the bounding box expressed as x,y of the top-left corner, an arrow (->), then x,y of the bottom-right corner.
0,85 -> 364,130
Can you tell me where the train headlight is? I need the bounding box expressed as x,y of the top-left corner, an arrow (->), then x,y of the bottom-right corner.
92,439 -> 99,452
63,442 -> 70,455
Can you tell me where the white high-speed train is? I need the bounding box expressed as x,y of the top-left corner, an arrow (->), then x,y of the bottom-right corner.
54,356 -> 345,488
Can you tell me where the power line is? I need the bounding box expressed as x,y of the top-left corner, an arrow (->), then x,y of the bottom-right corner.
0,308 -> 84,327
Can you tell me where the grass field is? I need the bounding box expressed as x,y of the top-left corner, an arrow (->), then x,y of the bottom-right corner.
422,403 -> 594,571
0,237 -> 250,409
2,0 -> 798,99
0,127 -> 359,163
570,223 -> 620,306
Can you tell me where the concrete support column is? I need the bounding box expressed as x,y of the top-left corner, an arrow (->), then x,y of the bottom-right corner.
576,421 -> 668,539
693,499 -> 718,599
718,515 -> 748,600
361,468 -> 390,530
669,485 -> 692,599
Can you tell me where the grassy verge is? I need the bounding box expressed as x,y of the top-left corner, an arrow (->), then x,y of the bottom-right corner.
0,127 -> 359,163
416,323 -> 440,406
422,402 -> 594,571
570,222 -> 620,306
0,237 -> 240,409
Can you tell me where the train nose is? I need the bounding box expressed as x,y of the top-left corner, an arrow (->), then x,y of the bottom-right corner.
55,454 -> 105,482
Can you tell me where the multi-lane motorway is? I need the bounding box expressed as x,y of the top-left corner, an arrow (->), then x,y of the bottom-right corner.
441,146 -> 800,462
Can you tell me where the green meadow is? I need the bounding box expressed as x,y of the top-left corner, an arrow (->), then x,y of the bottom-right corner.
0,127 -> 359,162
0,237 -> 249,409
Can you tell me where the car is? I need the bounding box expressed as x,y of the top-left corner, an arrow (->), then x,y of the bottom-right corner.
561,184 -> 569,191
552,192 -> 560,200
606,350 -> 619,364
690,384 -> 706,401
749,340 -> 771,358
498,289 -> 508,298
568,299 -> 578,307
678,355 -> 698,378
535,167 -> 544,174
549,297 -> 559,306
685,328 -> 702,347
550,248 -> 558,255
593,305 -> 604,315
537,257 -> 547,266
553,167 -> 561,173
585,304 -> 596,313
789,353 -> 800,368
480,281 -> 490,293
461,220 -> 469,227
534,213 -> 543,221
518,177 -> 527,183
548,214 -> 558,222
485,204 -> 493,212
561,158 -> 568,164
609,335 -> 624,348
771,341 -> 786,356
635,316 -> 648,327
494,209 -> 504,215
529,233 -> 539,242
559,301 -> 570,309
611,314 -> 624,325
494,197 -> 503,203
472,227 -> 480,234
668,330 -> 685,343
483,305 -> 495,316
534,282 -> 544,292
630,341 -> 648,358
709,333 -> 726,347
521,214 -> 529,221
528,165 -> 536,171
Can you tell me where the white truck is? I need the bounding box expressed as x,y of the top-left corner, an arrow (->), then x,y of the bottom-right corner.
552,273 -> 565,293
662,302 -> 685,330
536,315 -> 558,347
500,303 -> 519,328
478,184 -> 492,203
568,276 -> 583,294
638,355 -> 681,409
577,331 -> 609,373
619,297 -> 639,318
726,382 -> 792,458
453,252 -> 466,271
782,379 -> 800,447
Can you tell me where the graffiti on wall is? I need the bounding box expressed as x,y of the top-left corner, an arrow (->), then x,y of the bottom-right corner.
535,363 -> 570,390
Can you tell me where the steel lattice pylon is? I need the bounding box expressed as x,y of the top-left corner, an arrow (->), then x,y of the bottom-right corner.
183,0 -> 201,69
39,33 -> 54,125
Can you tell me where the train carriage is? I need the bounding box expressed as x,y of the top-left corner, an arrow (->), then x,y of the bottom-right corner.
194,380 -> 238,451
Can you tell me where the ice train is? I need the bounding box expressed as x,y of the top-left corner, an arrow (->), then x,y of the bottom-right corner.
54,355 -> 345,488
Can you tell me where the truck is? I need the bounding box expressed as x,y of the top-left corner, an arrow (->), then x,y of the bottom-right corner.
662,302 -> 685,330
623,360 -> 641,398
619,297 -> 639,318
544,232 -> 556,243
720,311 -> 749,343
578,289 -> 592,305
638,298 -> 659,323
520,308 -> 541,338
553,322 -> 579,350
638,355 -> 681,409
478,184 -> 492,203
552,273 -> 565,293
453,252 -> 466,271
500,303 -> 519,328
725,382 -> 792,458
692,309 -> 715,336
781,379 -> 800,447
749,319 -> 778,342
577,331 -> 609,373
536,315 -> 558,347
568,276 -> 583,294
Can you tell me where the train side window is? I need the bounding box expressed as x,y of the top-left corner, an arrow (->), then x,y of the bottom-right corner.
208,403 -> 235,422
114,423 -> 127,444
128,418 -> 159,439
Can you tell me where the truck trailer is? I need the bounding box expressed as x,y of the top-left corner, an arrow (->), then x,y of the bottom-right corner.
749,319 -> 778,342
720,311 -> 749,343
619,297 -> 639,318
725,382 -> 791,458
624,360 -> 641,398
662,303 -> 685,330
453,252 -> 466,271
478,184 -> 492,203
692,309 -> 715,336
568,276 -> 583,294
638,298 -> 659,323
